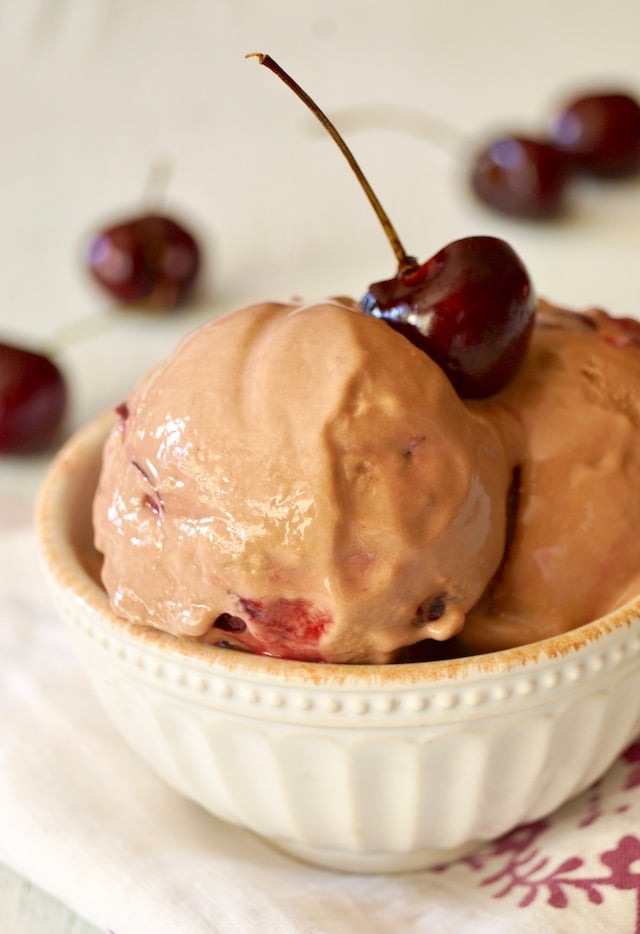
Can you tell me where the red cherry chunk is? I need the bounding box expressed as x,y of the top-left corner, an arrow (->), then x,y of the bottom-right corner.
470,135 -> 572,219
0,342 -> 66,453
209,596 -> 331,662
550,92 -> 640,176
87,213 -> 200,309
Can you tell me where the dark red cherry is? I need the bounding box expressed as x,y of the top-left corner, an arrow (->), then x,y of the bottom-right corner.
549,92 -> 640,176
87,213 -> 200,308
360,236 -> 536,398
470,135 -> 572,218
250,55 -> 535,398
0,342 -> 66,453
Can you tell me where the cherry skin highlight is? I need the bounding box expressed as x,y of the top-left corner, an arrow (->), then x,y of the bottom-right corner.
549,91 -> 640,176
0,342 -> 66,453
87,213 -> 200,309
360,236 -> 536,399
470,135 -> 572,219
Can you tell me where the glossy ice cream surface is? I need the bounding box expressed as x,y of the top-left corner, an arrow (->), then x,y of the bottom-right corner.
93,298 -> 512,663
93,295 -> 640,663
460,302 -> 640,653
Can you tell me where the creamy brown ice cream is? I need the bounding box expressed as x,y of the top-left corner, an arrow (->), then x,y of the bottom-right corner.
459,302 -> 640,653
93,298 -> 513,663
93,294 -> 640,663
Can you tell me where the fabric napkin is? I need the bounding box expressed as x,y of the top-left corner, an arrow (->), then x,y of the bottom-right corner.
1,523 -> 640,933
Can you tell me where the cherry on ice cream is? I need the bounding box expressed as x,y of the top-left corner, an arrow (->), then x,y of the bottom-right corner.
249,53 -> 536,399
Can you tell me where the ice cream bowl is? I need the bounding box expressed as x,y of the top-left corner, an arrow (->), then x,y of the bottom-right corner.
36,412 -> 640,873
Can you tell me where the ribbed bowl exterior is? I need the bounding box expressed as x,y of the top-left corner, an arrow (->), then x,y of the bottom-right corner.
36,414 -> 640,872
45,563 -> 640,872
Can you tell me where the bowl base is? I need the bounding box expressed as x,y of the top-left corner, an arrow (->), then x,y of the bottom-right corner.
270,836 -> 482,874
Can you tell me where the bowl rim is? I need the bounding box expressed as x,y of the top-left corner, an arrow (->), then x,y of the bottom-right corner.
35,411 -> 640,687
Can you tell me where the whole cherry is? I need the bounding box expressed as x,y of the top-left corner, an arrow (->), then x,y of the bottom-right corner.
249,53 -> 536,398
87,213 -> 201,309
470,135 -> 572,219
549,91 -> 640,176
361,236 -> 534,397
0,342 -> 66,453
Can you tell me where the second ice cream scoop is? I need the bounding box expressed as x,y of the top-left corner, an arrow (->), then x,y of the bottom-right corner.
461,303 -> 640,652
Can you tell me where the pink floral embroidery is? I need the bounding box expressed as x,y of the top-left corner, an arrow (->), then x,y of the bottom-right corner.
623,743 -> 640,790
578,779 -> 605,828
600,835 -> 640,890
435,741 -> 640,929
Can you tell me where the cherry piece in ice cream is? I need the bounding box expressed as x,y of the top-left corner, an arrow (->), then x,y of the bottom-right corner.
215,597 -> 332,662
87,213 -> 200,309
249,53 -> 535,398
470,135 -> 571,219
549,91 -> 640,176
0,342 -> 66,453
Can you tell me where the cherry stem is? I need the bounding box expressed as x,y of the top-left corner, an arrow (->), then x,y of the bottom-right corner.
247,52 -> 417,275
46,309 -> 121,357
141,159 -> 174,209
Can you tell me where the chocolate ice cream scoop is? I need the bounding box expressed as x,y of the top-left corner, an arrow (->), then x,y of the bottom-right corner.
93,298 -> 513,663
461,302 -> 640,652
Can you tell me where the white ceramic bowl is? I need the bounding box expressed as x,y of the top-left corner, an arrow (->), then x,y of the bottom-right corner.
36,413 -> 640,873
